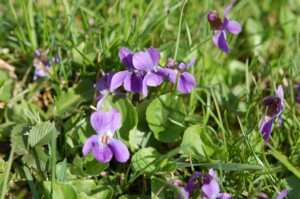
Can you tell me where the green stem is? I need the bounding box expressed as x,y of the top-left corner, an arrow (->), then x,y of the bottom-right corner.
173,0 -> 187,60
23,166 -> 39,199
51,130 -> 57,197
1,147 -> 15,199
210,87 -> 227,149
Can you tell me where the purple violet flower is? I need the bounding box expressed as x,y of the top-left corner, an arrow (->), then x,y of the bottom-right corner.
163,58 -> 197,94
132,47 -> 166,97
201,169 -> 231,199
111,47 -> 144,95
94,72 -> 125,108
294,84 -> 300,103
33,49 -> 51,80
111,47 -> 167,98
260,85 -> 284,142
82,109 -> 130,163
207,0 -> 242,53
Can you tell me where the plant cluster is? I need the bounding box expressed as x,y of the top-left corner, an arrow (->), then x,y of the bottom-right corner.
0,0 -> 299,198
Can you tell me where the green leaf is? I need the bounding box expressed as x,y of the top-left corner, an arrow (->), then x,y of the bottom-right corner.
151,177 -> 175,199
10,124 -> 29,155
56,159 -> 67,182
77,186 -> 113,199
285,175 -> 300,199
119,195 -> 151,199
65,179 -> 97,194
0,70 -> 14,102
0,158 -> 6,173
0,121 -> 14,141
6,101 -> 46,125
55,79 -> 94,117
28,121 -> 58,147
176,162 -> 267,171
132,147 -> 160,173
82,153 -> 109,176
268,144 -> 300,179
146,93 -> 186,143
102,95 -> 138,141
22,146 -> 50,171
131,147 -> 175,173
180,125 -> 227,160
42,181 -> 78,199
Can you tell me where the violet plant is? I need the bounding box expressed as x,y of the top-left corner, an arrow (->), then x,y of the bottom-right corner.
3,0 -> 297,198
259,85 -> 284,141
207,0 -> 242,53
164,57 -> 197,94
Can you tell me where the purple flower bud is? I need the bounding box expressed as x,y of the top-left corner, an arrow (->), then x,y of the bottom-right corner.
294,84 -> 300,103
207,11 -> 223,31
53,55 -> 60,64
33,49 -> 51,80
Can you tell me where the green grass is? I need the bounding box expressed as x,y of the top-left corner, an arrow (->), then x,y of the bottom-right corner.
0,0 -> 300,198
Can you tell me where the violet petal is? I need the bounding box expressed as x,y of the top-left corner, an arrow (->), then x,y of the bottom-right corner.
92,142 -> 113,162
110,70 -> 129,90
133,52 -> 154,71
224,0 -> 236,16
146,47 -> 161,67
95,72 -> 115,92
294,84 -> 300,89
159,68 -> 177,83
184,171 -> 201,193
90,109 -> 121,135
109,138 -> 130,162
186,58 -> 196,69
178,63 -> 186,70
277,116 -> 283,127
275,190 -> 289,199
144,72 -> 164,87
118,47 -> 134,68
226,20 -> 242,34
218,193 -> 231,199
218,31 -> 231,53
260,117 -> 275,142
96,97 -> 106,109
276,85 -> 284,99
82,135 -> 98,156
123,73 -> 142,93
208,168 -> 218,181
177,72 -> 196,94
202,179 -> 220,198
